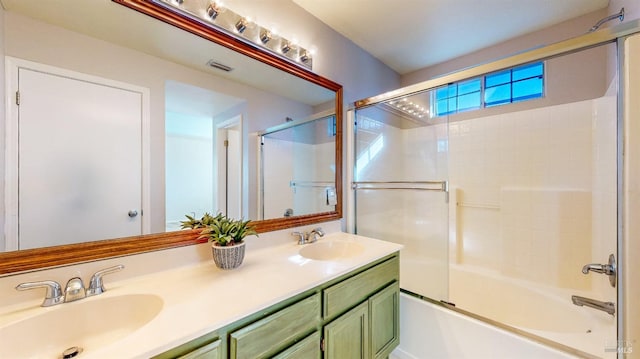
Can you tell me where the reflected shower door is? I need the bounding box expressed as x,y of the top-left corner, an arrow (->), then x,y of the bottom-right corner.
353,102 -> 449,301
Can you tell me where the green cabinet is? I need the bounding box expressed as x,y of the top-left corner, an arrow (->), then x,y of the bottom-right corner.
324,301 -> 370,358
229,293 -> 321,359
177,339 -> 222,359
323,281 -> 399,359
156,253 -> 399,359
273,331 -> 322,359
369,282 -> 400,359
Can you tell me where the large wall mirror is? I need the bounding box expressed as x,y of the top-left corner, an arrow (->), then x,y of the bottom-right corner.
0,0 -> 342,275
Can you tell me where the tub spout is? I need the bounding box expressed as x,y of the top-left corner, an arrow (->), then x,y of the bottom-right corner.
571,295 -> 615,316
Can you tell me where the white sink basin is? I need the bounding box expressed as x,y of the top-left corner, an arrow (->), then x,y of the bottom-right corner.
299,240 -> 365,261
0,293 -> 163,358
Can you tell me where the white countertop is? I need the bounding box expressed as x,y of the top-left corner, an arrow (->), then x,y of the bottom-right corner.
0,231 -> 401,358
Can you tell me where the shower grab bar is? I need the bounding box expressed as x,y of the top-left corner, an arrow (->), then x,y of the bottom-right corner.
352,181 -> 448,192
457,202 -> 500,210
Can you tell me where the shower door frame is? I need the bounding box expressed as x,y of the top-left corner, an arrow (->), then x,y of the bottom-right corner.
348,19 -> 640,358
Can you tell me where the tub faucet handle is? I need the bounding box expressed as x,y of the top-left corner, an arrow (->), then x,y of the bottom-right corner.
581,254 -> 616,287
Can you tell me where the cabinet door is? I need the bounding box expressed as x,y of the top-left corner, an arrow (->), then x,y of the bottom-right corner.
178,339 -> 222,359
369,281 -> 400,359
273,331 -> 321,359
323,301 -> 369,359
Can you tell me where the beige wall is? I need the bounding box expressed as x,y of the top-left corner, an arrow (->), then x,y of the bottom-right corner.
401,9 -> 607,86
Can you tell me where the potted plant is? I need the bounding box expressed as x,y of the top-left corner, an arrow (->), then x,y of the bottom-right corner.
180,212 -> 220,229
195,214 -> 257,269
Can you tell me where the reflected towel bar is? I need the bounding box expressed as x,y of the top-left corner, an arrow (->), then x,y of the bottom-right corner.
290,181 -> 335,188
352,181 -> 448,192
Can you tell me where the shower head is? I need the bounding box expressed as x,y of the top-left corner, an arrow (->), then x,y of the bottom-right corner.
588,8 -> 624,33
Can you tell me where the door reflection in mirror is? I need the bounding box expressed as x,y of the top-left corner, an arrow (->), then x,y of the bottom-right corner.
164,81 -> 245,231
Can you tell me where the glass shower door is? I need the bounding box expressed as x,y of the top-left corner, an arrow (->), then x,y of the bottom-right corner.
353,100 -> 450,301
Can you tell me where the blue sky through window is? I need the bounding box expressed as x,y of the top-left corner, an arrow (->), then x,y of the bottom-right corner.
433,62 -> 544,116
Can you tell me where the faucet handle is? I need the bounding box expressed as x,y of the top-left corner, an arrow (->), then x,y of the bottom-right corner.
87,265 -> 124,296
307,227 -> 325,243
581,254 -> 616,288
292,231 -> 306,245
15,280 -> 64,307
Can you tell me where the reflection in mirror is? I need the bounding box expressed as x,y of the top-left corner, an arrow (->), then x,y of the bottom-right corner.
164,80 -> 247,231
259,112 -> 337,219
0,0 -> 342,275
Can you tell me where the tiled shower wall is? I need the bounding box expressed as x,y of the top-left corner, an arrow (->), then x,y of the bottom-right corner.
262,139 -> 334,219
446,96 -> 616,295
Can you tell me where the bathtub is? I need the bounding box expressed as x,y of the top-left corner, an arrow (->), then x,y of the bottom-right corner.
391,265 -> 617,359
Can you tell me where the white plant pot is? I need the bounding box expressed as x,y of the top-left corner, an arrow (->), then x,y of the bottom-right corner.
211,241 -> 245,269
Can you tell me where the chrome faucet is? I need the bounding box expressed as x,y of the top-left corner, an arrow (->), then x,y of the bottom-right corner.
15,265 -> 124,307
571,295 -> 615,315
64,277 -> 86,302
292,227 -> 325,245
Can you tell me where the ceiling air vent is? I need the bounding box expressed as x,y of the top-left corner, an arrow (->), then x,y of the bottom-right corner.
206,59 -> 234,72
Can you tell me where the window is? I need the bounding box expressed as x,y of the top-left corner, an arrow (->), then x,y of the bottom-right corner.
432,62 -> 544,117
485,62 -> 544,107
435,78 -> 481,116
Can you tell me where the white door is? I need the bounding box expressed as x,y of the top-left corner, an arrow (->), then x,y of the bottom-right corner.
14,66 -> 143,249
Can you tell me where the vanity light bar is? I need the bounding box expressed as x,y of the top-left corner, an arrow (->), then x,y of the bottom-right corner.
386,98 -> 430,120
158,0 -> 313,70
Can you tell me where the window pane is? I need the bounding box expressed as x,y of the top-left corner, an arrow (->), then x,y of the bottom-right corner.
458,92 -> 481,111
436,99 -> 450,115
485,70 -> 511,87
513,62 -> 543,81
448,98 -> 457,112
513,77 -> 543,101
458,78 -> 481,95
485,84 -> 511,106
435,87 -> 449,100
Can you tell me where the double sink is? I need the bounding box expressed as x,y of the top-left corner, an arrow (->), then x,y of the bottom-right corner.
0,235 -> 371,358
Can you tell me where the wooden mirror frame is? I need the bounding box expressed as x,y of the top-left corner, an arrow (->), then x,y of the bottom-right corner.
0,0 -> 343,275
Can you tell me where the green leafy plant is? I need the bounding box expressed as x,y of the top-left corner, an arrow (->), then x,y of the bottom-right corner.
198,215 -> 258,247
180,212 -> 222,229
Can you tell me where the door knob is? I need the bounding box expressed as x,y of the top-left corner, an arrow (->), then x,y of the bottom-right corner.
128,210 -> 138,218
582,254 -> 616,287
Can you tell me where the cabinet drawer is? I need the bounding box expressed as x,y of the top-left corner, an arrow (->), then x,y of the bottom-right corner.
230,293 -> 321,359
272,331 -> 321,359
177,339 -> 222,359
323,256 -> 399,319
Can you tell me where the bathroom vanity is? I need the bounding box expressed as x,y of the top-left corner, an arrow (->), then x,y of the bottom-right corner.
159,253 -> 399,359
0,231 -> 401,358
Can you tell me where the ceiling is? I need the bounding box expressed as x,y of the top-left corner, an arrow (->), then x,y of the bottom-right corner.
293,0 -> 610,74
